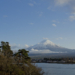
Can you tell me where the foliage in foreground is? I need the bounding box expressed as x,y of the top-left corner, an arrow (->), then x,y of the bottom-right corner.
0,41 -> 44,75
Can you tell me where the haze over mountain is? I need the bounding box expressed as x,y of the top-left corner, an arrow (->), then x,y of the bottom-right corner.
27,40 -> 75,54
11,39 -> 75,58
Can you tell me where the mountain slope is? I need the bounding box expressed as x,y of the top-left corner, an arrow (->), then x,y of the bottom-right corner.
27,40 -> 75,54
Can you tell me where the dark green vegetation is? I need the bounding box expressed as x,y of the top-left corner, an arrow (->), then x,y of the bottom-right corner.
0,41 -> 44,75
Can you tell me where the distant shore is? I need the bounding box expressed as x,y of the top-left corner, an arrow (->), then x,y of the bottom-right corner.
32,62 -> 75,64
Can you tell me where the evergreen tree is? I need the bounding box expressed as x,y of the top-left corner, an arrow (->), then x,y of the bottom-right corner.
15,49 -> 31,63
0,41 -> 13,57
0,41 -> 44,75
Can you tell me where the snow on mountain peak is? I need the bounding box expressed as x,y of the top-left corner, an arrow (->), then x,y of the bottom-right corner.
27,39 -> 74,54
40,39 -> 56,46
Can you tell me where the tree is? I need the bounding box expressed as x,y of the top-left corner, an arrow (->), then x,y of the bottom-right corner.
0,41 -> 44,75
0,41 -> 13,57
0,54 -> 44,75
15,49 -> 31,63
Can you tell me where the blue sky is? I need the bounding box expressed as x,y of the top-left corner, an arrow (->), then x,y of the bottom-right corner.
0,0 -> 75,50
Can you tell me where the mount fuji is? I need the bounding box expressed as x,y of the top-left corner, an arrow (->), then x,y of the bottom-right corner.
27,40 -> 75,53
27,40 -> 75,58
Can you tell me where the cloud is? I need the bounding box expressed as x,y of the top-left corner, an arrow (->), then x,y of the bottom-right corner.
3,15 -> 8,18
10,44 -> 29,50
28,3 -> 34,6
52,24 -> 56,27
54,0 -> 75,14
47,0 -> 75,21
24,44 -> 29,48
69,14 -> 75,21
30,47 -> 59,53
31,48 -> 38,51
29,23 -> 34,25
30,49 -> 57,53
54,0 -> 71,6
10,44 -> 21,50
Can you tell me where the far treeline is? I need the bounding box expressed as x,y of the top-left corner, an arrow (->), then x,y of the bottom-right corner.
0,41 -> 44,75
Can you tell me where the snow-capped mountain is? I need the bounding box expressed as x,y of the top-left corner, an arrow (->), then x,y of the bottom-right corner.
27,40 -> 75,54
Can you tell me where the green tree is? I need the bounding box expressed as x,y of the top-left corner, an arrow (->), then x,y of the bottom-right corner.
0,55 -> 44,75
0,41 -> 44,75
15,49 -> 31,63
1,41 -> 13,57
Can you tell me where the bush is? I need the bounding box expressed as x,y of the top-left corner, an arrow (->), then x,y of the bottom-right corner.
0,55 -> 44,75
0,41 -> 44,75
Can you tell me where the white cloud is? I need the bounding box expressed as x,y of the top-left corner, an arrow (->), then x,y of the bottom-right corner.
30,48 -> 58,53
31,48 -> 38,51
28,3 -> 34,6
50,0 -> 75,21
52,24 -> 56,27
69,14 -> 75,21
10,44 -> 22,50
30,48 -> 57,53
10,44 -> 29,50
54,0 -> 71,6
54,0 -> 75,14
24,44 -> 29,48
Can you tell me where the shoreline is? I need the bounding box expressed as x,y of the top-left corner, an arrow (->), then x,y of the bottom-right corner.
32,62 -> 75,64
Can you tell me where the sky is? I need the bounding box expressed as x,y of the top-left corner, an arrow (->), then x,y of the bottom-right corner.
0,0 -> 75,51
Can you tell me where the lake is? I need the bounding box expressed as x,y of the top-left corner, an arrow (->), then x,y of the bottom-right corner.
35,63 -> 75,75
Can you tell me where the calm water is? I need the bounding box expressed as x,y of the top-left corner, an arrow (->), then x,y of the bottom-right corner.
35,63 -> 75,75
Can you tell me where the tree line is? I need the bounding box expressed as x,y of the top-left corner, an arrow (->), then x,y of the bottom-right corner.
0,41 -> 44,75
